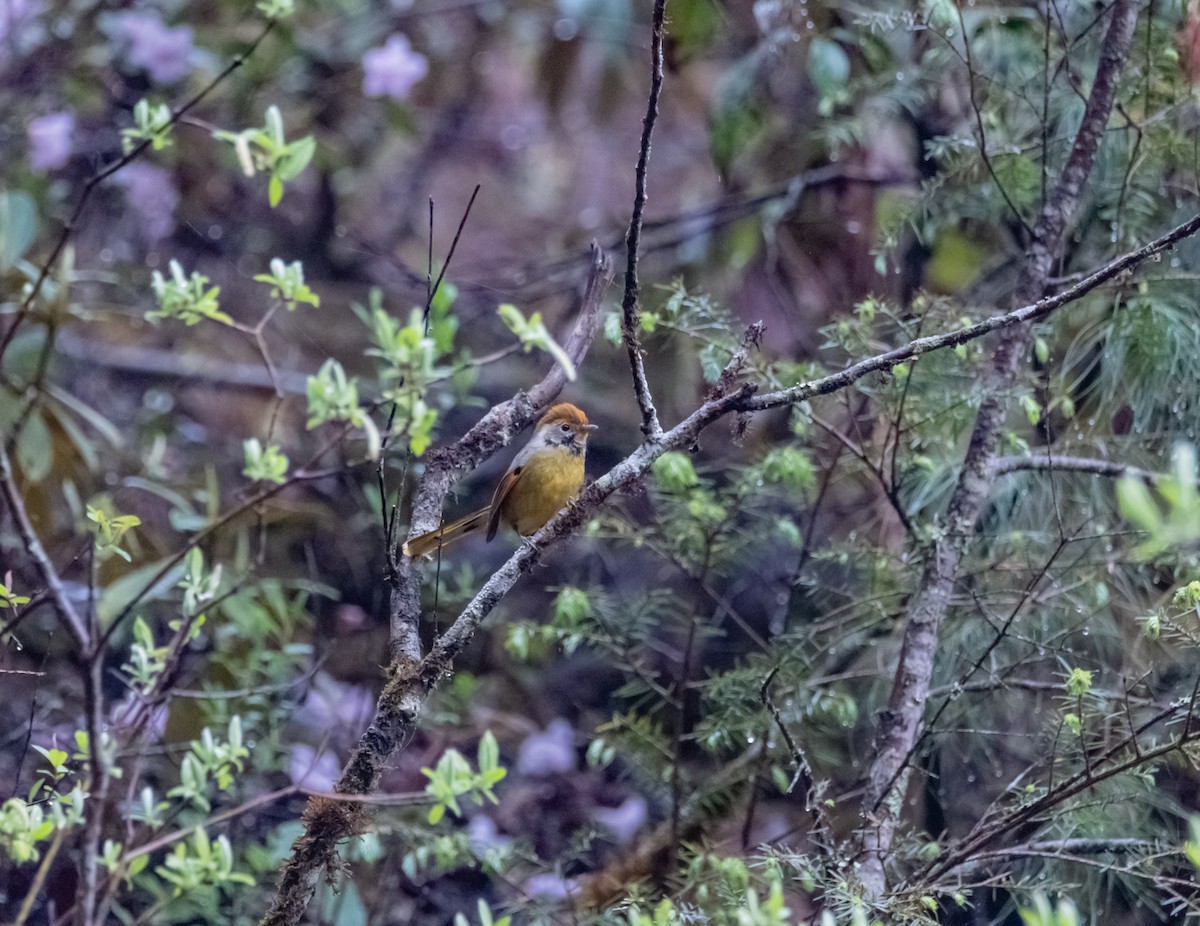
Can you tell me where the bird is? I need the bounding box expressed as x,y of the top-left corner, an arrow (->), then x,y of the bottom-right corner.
403,403 -> 597,558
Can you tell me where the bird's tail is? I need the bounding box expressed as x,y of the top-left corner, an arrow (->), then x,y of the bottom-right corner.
402,507 -> 492,558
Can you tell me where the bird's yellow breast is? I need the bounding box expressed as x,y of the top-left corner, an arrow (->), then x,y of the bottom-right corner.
502,447 -> 586,536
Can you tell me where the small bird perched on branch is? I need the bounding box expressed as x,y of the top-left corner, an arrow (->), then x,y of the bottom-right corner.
403,403 -> 598,558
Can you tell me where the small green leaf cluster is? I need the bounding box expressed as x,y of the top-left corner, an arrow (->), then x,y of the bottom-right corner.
121,99 -> 174,154
1185,817 -> 1200,871
624,875 -> 792,926
254,258 -> 320,311
174,547 -> 217,613
86,503 -> 141,561
255,0 -> 294,18
0,787 -> 85,863
243,437 -> 289,484
213,105 -> 316,207
122,616 -> 171,693
356,286 -> 459,455
1118,445 -> 1200,559
455,898 -> 512,926
0,580 -> 30,610
149,260 -> 231,326
167,717 -> 249,812
306,358 -> 381,459
1018,894 -> 1080,926
498,303 -> 576,381
422,731 -> 507,824
156,828 -> 254,894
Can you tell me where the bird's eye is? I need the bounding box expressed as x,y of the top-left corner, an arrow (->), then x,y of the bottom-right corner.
561,423 -> 571,432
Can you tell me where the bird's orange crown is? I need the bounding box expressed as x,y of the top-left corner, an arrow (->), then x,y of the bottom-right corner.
537,403 -> 591,430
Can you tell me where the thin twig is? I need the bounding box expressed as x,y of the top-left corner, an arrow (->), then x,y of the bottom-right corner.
0,441 -> 88,645
424,185 -> 480,327
620,0 -> 667,438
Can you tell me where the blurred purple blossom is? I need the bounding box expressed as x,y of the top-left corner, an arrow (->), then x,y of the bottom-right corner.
468,814 -> 511,854
517,718 -> 576,776
112,11 -> 195,84
0,0 -> 41,60
28,111 -> 74,172
114,163 -> 178,243
593,795 -> 648,846
523,873 -> 578,899
289,744 -> 340,790
292,672 -> 374,746
362,34 -> 428,100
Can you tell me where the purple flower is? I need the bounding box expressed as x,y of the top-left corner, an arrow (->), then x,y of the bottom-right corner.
112,12 -> 194,84
523,873 -> 578,899
593,795 -> 648,846
0,0 -> 42,60
114,163 -> 178,243
291,672 -> 375,746
468,815 -> 511,854
517,718 -> 576,776
362,34 -> 428,100
28,111 -> 73,172
289,744 -> 340,790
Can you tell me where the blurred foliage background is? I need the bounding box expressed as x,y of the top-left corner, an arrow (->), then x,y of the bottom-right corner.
5,0 -> 1200,923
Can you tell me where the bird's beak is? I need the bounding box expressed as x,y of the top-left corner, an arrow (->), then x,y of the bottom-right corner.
586,424 -> 599,432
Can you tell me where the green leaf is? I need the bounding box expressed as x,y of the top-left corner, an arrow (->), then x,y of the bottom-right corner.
269,175 -> 284,208
16,410 -> 53,483
652,452 -> 699,493
478,731 -> 499,773
98,556 -> 187,624
1116,476 -> 1159,531
275,136 -> 316,182
807,37 -> 850,99
0,190 -> 38,269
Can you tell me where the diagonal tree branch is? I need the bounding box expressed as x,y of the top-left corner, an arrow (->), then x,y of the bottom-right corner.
746,207 -> 1200,412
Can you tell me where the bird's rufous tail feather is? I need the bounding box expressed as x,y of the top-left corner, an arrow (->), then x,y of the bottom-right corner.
402,507 -> 491,558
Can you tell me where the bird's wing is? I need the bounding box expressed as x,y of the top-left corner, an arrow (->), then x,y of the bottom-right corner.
486,466 -> 523,541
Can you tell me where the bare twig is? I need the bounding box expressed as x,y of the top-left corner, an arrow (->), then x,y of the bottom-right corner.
991,454 -> 1165,482
620,0 -> 667,438
424,185 -> 481,327
761,667 -> 833,842
0,441 -> 88,645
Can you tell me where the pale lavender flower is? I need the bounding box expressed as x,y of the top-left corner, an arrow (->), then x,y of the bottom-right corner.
523,873 -> 578,899
593,795 -> 648,846
468,815 -> 511,854
289,744 -> 340,790
114,163 -> 178,242
291,672 -> 375,746
362,34 -> 428,100
0,0 -> 42,60
112,11 -> 194,83
517,718 -> 576,776
28,111 -> 73,172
